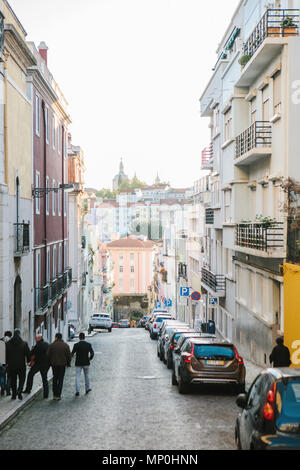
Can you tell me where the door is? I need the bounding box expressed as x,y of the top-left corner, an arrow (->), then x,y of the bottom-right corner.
14,276 -> 22,330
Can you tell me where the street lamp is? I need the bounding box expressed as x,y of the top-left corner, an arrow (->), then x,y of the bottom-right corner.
32,183 -> 75,198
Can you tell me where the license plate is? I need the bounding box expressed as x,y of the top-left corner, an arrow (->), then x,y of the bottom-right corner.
205,360 -> 224,366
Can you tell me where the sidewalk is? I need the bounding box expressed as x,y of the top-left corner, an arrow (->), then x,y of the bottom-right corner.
0,330 -> 97,432
0,332 -> 264,432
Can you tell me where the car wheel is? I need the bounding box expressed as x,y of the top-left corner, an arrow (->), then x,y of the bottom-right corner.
178,374 -> 189,394
167,357 -> 172,369
236,383 -> 246,395
172,369 -> 178,386
108,328 -> 112,333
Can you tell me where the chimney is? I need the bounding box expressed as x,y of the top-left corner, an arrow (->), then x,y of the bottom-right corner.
38,41 -> 48,65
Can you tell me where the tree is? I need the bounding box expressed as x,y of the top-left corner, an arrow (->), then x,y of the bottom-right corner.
96,188 -> 117,199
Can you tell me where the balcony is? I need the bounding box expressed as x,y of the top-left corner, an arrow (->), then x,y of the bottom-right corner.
50,278 -> 58,301
201,267 -> 225,296
205,209 -> 214,225
14,223 -> 30,256
235,222 -> 284,256
236,9 -> 299,87
35,285 -> 49,314
235,122 -> 272,165
201,143 -> 213,170
63,267 -> 72,290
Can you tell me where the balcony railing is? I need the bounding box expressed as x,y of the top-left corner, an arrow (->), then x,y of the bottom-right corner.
50,278 -> 57,301
243,9 -> 300,59
14,222 -> 30,256
201,143 -> 213,169
236,222 -> 284,252
235,122 -> 272,160
201,267 -> 225,294
35,285 -> 49,313
205,209 -> 214,225
63,267 -> 72,289
0,12 -> 4,55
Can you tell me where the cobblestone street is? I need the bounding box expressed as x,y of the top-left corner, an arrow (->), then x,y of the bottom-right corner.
0,329 -> 262,450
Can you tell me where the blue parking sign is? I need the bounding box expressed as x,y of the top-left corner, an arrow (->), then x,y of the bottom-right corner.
164,299 -> 173,307
180,287 -> 190,297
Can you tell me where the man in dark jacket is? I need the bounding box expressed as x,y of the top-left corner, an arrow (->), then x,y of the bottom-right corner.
23,334 -> 50,398
72,332 -> 94,396
6,329 -> 31,400
47,333 -> 71,400
269,337 -> 291,368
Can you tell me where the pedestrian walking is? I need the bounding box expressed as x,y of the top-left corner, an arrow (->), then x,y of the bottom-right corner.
5,329 -> 31,400
269,337 -> 291,368
47,333 -> 71,400
23,334 -> 50,399
0,331 -> 12,396
71,332 -> 94,396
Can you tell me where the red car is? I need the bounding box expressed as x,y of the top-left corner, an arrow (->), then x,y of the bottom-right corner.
112,322 -> 119,328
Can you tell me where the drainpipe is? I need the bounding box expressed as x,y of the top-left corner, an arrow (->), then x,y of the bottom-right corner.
3,51 -> 9,186
41,100 -> 47,317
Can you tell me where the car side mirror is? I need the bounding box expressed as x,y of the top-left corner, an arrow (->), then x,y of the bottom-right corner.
236,394 -> 247,409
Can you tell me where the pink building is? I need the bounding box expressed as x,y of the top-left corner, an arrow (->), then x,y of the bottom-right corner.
107,237 -> 156,295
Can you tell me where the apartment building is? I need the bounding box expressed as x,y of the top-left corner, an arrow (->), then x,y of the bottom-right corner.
0,1 -> 35,342
28,39 -> 72,342
200,0 -> 300,366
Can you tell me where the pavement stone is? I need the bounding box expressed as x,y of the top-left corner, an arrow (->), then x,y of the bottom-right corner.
0,330 -> 263,432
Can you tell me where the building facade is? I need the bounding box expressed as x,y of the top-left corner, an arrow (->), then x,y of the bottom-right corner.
200,0 -> 300,366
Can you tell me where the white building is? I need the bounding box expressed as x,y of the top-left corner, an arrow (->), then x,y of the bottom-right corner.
200,0 -> 300,366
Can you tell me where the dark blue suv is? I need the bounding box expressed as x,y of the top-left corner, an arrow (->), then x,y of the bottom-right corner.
235,368 -> 300,450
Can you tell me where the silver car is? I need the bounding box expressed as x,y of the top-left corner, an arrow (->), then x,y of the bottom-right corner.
89,313 -> 112,332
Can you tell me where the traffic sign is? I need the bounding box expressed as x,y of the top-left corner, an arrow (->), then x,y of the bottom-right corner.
191,291 -> 201,302
156,302 -> 162,308
164,298 -> 173,307
209,297 -> 219,306
180,287 -> 190,297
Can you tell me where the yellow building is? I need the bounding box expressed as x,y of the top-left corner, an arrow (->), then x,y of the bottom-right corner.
283,263 -> 300,368
1,0 -> 36,342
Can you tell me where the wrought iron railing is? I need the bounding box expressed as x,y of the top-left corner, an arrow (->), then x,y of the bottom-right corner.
201,143 -> 213,169
0,12 -> 4,54
14,222 -> 30,255
235,121 -> 272,159
50,278 -> 57,301
35,285 -> 49,312
205,209 -> 214,225
202,268 -> 225,294
243,9 -> 300,58
63,267 -> 72,289
236,222 -> 284,252
57,274 -> 64,296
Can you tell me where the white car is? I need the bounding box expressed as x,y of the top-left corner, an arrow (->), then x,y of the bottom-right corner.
89,313 -> 112,332
150,314 -> 174,339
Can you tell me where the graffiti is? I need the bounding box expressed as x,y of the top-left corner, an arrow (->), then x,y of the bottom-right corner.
291,340 -> 300,366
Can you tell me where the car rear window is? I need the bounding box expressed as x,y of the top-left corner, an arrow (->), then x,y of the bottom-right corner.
277,379 -> 300,431
193,345 -> 235,360
156,317 -> 171,323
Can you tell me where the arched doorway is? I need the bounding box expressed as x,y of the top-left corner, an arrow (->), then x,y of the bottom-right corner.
14,276 -> 22,331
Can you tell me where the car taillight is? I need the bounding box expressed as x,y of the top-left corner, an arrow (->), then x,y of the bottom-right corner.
154,323 -> 157,329
233,346 -> 244,365
263,382 -> 277,421
170,346 -> 174,350
185,345 -> 194,363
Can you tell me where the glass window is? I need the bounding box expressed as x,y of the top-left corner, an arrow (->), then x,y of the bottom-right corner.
193,345 -> 235,360
35,95 -> 40,136
273,72 -> 281,115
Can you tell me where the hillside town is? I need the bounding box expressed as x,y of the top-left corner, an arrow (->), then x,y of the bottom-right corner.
0,0 -> 300,453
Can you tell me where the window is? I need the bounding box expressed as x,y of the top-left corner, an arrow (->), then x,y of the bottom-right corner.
130,266 -> 134,273
35,94 -> 40,136
35,171 -> 40,214
224,107 -> 232,141
64,190 -> 67,216
58,244 -> 62,275
262,85 -> 270,122
52,115 -> 56,150
130,279 -> 135,291
119,266 -> 124,273
213,105 -> 220,136
46,247 -> 50,284
64,243 -> 67,270
250,97 -> 257,124
46,176 -> 50,215
52,180 -> 56,215
273,71 -> 281,115
57,184 -> 61,216
45,106 -> 49,144
224,189 -> 232,223
53,245 -> 57,279
58,124 -> 61,154
119,279 -> 124,290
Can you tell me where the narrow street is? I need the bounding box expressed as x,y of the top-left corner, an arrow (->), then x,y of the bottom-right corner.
0,329 -> 239,450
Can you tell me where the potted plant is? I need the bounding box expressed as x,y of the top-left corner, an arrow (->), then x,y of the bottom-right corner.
281,17 -> 297,37
238,54 -> 251,67
268,23 -> 281,37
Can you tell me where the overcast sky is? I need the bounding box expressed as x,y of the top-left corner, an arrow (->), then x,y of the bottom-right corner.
8,0 -> 239,190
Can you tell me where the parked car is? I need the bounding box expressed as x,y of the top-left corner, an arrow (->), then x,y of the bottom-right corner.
164,327 -> 194,369
112,322 -> 119,328
157,321 -> 188,361
138,315 -> 149,328
235,368 -> 300,450
119,319 -> 130,328
172,337 -> 246,395
89,313 -> 112,333
150,314 -> 174,340
146,309 -> 171,331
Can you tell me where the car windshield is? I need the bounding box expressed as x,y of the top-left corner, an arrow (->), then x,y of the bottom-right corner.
277,379 -> 300,430
193,345 -> 235,360
156,317 -> 170,323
